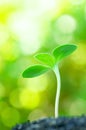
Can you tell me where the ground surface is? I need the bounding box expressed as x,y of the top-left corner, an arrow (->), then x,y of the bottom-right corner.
12,115 -> 86,130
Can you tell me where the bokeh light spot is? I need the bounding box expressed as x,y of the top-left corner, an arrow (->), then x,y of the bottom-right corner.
1,107 -> 20,127
56,15 -> 77,34
19,89 -> 40,109
28,109 -> 46,121
69,98 -> 86,115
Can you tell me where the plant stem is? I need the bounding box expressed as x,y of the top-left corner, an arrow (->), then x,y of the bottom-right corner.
53,65 -> 61,118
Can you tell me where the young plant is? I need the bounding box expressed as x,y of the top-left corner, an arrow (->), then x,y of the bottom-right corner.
22,44 -> 77,118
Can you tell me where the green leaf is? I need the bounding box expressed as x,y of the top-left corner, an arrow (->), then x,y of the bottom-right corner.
34,53 -> 55,67
22,65 -> 50,78
53,44 -> 77,62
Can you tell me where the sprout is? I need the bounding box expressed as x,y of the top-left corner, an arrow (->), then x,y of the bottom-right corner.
22,44 -> 77,118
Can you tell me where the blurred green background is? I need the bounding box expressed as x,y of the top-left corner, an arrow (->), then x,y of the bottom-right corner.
0,0 -> 86,129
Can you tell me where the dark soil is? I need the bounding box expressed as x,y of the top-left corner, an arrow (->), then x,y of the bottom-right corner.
12,115 -> 86,130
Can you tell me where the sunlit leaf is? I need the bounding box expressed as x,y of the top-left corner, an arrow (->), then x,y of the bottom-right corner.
22,65 -> 50,78
34,53 -> 55,67
53,44 -> 77,62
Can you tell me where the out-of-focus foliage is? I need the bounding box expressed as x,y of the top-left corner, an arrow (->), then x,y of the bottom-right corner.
0,0 -> 86,130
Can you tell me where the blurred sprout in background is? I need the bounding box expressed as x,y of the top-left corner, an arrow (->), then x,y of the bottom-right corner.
0,0 -> 86,130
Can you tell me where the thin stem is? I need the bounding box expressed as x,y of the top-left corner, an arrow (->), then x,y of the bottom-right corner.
53,65 -> 61,118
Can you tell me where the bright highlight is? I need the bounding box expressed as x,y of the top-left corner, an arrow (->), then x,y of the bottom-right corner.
56,15 -> 77,34
19,89 -> 40,109
8,13 -> 41,55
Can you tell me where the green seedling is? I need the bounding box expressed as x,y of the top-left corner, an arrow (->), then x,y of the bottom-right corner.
22,44 -> 77,118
